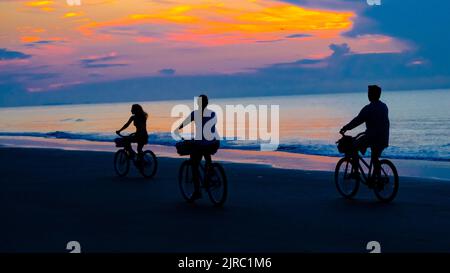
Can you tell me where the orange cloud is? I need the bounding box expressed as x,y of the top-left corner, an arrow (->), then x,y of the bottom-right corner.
33,28 -> 46,33
21,36 -> 41,43
135,36 -> 157,43
64,12 -> 83,18
25,0 -> 54,11
77,0 -> 354,46
25,1 -> 53,7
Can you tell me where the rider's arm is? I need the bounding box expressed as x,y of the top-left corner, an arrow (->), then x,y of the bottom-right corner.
342,106 -> 368,132
117,116 -> 134,132
177,111 -> 195,130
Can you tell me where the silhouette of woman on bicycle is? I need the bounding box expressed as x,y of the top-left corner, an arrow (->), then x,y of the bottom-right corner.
116,104 -> 149,161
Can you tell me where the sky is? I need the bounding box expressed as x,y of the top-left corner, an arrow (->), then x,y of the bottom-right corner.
1,0 -> 450,106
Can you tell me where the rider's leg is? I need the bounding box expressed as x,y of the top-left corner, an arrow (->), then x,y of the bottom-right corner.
203,153 -> 212,186
136,142 -> 144,162
124,136 -> 137,158
356,135 -> 370,170
351,150 -> 359,174
352,136 -> 365,174
124,138 -> 134,156
371,147 -> 382,177
190,152 -> 202,195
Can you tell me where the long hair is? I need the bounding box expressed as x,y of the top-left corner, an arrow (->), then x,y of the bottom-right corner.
131,104 -> 148,119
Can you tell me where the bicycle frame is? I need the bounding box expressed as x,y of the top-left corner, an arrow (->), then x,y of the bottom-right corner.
358,155 -> 373,184
197,160 -> 212,187
347,152 -> 374,185
352,154 -> 390,185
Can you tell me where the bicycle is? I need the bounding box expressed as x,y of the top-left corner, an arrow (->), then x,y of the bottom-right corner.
177,139 -> 227,207
113,132 -> 158,179
335,132 -> 399,202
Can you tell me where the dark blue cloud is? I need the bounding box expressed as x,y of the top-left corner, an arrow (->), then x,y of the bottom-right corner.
0,71 -> 59,84
284,0 -> 450,76
344,0 -> 450,74
79,54 -> 128,68
329,43 -> 351,56
158,68 -> 176,75
255,39 -> 285,43
3,41 -> 449,107
82,63 -> 127,68
0,48 -> 31,60
254,42 -> 449,94
281,0 -> 366,11
25,40 -> 64,47
286,33 -> 312,39
88,72 -> 103,78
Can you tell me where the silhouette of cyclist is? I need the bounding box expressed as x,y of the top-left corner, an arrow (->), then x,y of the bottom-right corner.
340,85 -> 390,178
174,94 -> 219,200
116,104 -> 149,161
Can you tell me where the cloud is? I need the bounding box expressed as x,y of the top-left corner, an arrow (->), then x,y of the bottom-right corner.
78,1 -> 355,46
82,63 -> 128,68
0,71 -> 58,88
254,42 -> 443,90
158,68 -> 176,75
285,33 -> 312,39
0,48 -> 31,60
23,0 -> 54,12
79,52 -> 128,68
341,0 -> 450,74
329,43 -> 351,57
24,39 -> 64,47
255,39 -> 285,43
88,72 -> 103,78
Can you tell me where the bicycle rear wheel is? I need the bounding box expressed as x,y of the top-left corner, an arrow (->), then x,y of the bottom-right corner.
114,149 -> 130,177
139,150 -> 158,178
373,159 -> 399,202
206,163 -> 227,207
335,157 -> 360,199
178,160 -> 196,202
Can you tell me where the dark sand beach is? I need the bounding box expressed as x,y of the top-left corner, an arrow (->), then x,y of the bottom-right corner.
1,147 -> 450,253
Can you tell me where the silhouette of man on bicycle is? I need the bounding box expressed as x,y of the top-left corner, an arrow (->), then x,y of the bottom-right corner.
174,94 -> 220,200
340,85 -> 390,180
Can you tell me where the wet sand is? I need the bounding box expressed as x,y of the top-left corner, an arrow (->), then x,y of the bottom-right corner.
1,147 -> 450,253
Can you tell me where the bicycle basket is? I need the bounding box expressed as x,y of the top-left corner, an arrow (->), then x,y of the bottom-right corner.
176,140 -> 220,156
114,137 -> 127,148
203,139 -> 220,155
337,135 -> 353,154
176,140 -> 195,156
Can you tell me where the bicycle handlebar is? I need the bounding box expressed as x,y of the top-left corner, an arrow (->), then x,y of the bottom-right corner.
339,131 -> 366,138
116,131 -> 135,138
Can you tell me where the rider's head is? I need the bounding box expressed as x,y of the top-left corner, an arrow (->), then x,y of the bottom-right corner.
198,94 -> 208,110
131,104 -> 147,118
368,85 -> 382,102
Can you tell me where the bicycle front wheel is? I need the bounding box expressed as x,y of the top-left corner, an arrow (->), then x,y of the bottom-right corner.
335,157 -> 360,199
178,160 -> 196,202
373,159 -> 399,203
114,149 -> 130,177
206,163 -> 228,207
139,150 -> 158,179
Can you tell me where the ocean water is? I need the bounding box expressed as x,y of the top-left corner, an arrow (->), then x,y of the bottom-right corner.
0,89 -> 449,161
